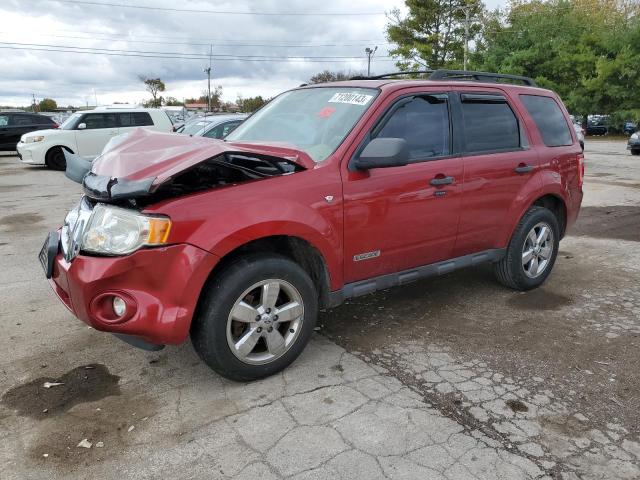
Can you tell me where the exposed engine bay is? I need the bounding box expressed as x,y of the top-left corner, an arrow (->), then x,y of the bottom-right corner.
80,151 -> 305,207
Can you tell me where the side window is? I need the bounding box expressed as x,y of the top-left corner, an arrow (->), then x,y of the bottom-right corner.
520,95 -> 573,147
33,115 -> 52,124
375,95 -> 450,160
13,115 -> 33,126
82,113 -> 117,129
119,113 -> 133,127
461,95 -> 521,153
205,121 -> 242,139
0,115 -> 8,126
132,112 -> 153,126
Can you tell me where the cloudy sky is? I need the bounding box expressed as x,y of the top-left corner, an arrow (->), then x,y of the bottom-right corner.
0,0 -> 506,107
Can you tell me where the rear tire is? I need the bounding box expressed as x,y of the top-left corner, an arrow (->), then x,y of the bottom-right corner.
45,147 -> 66,170
494,206 -> 560,291
631,149 -> 640,156
191,253 -> 318,382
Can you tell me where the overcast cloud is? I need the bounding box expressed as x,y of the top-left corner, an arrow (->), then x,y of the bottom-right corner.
0,0 -> 506,107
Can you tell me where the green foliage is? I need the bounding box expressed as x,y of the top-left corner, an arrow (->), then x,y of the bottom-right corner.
38,98 -> 57,111
139,77 -> 166,107
308,71 -> 352,84
164,97 -> 183,106
236,95 -> 268,112
474,0 -> 640,116
386,0 -> 484,69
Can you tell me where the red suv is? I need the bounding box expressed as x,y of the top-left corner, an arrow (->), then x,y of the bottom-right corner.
41,70 -> 584,381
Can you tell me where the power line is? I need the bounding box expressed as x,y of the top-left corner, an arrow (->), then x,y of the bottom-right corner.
53,0 -> 386,16
0,44 -> 398,63
0,41 -> 392,60
0,31 -> 392,49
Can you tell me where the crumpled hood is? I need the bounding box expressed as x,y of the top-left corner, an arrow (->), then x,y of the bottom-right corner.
92,128 -> 315,186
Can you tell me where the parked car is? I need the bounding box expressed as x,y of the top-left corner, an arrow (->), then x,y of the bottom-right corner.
0,112 -> 58,151
573,122 -> 585,150
623,121 -> 637,136
41,70 -> 584,381
179,114 -> 247,138
17,107 -> 172,170
586,115 -> 608,136
627,131 -> 640,155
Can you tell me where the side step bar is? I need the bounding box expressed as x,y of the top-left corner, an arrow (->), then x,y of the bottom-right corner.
327,248 -> 505,308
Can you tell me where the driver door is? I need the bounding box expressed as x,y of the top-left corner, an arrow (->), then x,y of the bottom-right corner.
74,113 -> 118,159
342,91 -> 463,283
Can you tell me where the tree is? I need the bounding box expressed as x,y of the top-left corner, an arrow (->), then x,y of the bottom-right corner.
308,71 -> 351,84
475,0 -> 640,119
139,77 -> 166,107
39,98 -> 57,111
386,0 -> 484,70
236,95 -> 268,112
164,97 -> 183,106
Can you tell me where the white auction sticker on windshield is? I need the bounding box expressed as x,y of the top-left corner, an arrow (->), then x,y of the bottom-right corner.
328,92 -> 374,106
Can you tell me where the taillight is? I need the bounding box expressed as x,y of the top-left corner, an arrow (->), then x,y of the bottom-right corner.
577,153 -> 585,188
52,123 -> 59,128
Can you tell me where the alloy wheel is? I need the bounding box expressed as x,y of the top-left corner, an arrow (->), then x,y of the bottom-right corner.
226,279 -> 304,365
521,222 -> 554,278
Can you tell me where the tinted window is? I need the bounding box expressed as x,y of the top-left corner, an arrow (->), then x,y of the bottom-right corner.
81,113 -> 117,129
375,95 -> 450,160
32,115 -> 53,124
12,115 -> 34,126
520,95 -> 573,147
119,112 -> 153,127
204,121 -> 242,139
462,98 -> 520,152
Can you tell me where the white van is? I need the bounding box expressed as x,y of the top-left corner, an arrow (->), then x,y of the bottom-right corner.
16,107 -> 173,169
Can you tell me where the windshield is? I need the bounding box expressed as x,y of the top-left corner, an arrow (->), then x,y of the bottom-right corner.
225,87 -> 379,162
60,112 -> 82,130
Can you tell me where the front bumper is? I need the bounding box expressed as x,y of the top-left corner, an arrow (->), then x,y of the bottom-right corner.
627,138 -> 640,150
47,241 -> 218,345
17,142 -> 46,164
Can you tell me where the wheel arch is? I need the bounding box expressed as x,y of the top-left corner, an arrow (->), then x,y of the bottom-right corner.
532,193 -> 567,238
195,235 -> 333,317
45,144 -> 75,165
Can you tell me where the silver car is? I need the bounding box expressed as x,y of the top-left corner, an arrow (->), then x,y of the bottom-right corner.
179,114 -> 248,139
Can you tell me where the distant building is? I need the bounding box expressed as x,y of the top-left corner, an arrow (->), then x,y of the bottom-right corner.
185,103 -> 208,111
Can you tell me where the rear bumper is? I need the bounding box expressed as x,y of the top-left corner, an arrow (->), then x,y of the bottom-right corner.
48,243 -> 218,345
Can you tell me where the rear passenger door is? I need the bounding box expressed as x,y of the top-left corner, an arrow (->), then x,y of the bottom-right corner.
451,90 -> 542,257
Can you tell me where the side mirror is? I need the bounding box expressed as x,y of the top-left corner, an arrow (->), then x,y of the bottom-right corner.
353,137 -> 409,170
77,122 -> 87,130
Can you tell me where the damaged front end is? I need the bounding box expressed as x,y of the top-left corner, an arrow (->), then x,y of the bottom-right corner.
66,128 -> 310,204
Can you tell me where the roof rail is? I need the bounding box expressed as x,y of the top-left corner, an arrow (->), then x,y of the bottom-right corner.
350,70 -> 434,80
428,69 -> 537,86
349,69 -> 536,86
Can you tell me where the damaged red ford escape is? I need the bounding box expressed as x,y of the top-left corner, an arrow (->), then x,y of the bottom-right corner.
41,70 -> 584,381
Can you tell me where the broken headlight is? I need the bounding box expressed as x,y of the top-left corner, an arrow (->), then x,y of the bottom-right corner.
82,204 -> 171,255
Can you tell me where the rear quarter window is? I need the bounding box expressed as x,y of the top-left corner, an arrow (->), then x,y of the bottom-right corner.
520,95 -> 573,147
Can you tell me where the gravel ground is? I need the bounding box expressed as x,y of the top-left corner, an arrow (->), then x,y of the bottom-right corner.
0,140 -> 638,479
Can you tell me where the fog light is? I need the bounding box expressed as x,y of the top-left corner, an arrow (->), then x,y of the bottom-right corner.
112,296 -> 126,317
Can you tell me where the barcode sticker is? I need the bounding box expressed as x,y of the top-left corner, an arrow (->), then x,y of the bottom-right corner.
328,92 -> 374,106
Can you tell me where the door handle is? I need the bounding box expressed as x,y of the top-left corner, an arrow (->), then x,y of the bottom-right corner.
515,164 -> 534,174
430,176 -> 454,186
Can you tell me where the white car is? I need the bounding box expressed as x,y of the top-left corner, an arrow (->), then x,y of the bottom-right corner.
16,107 -> 172,170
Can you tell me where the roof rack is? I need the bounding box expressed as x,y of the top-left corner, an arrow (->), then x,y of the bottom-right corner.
429,69 -> 537,86
350,69 -> 537,87
350,70 -> 434,80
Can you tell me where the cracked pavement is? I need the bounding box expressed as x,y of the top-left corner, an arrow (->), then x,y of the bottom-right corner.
1,140 -> 639,479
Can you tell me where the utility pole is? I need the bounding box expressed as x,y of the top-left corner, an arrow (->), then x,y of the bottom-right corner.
365,46 -> 377,77
462,6 -> 471,70
31,93 -> 37,112
203,44 -> 212,113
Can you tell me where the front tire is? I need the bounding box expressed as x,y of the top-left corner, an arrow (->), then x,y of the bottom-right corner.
45,147 -> 66,170
191,254 -> 318,381
631,149 -> 640,156
494,206 -> 560,291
